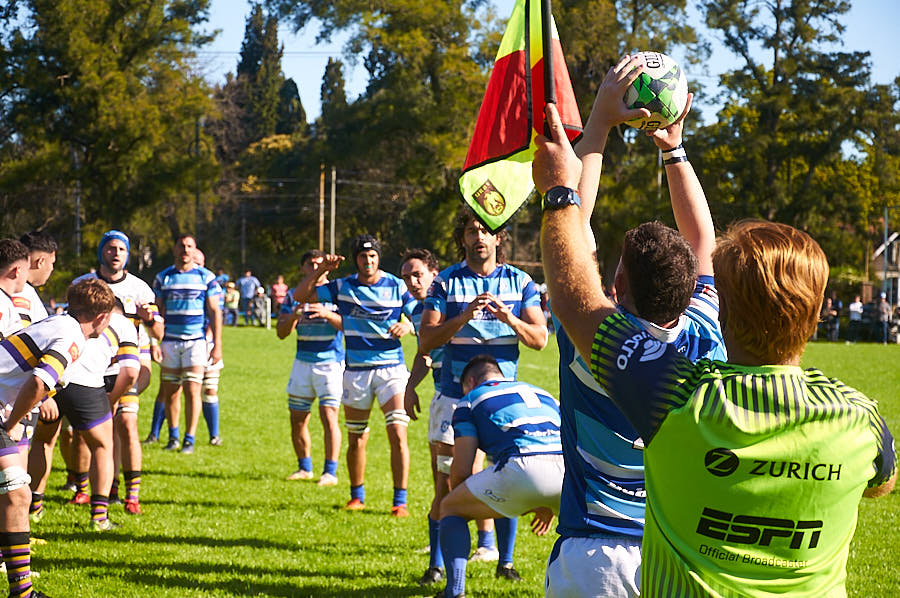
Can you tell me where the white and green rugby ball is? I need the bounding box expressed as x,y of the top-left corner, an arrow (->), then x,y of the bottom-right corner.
623,51 -> 688,131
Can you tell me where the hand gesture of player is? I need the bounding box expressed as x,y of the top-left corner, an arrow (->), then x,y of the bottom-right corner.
301,302 -> 330,321
483,293 -> 513,325
529,507 -> 555,536
387,319 -> 413,339
404,384 -> 420,421
587,54 -> 652,131
534,104 -> 583,194
320,254 -> 345,272
647,92 -> 693,150
461,293 -> 492,322
136,303 -> 156,323
39,397 -> 59,422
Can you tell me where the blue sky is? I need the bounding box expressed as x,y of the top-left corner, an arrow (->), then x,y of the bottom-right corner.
200,0 -> 899,121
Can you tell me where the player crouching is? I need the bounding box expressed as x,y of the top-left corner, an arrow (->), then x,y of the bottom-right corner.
435,355 -> 564,598
0,278 -> 114,597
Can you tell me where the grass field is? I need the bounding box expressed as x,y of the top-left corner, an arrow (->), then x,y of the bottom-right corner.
24,327 -> 900,597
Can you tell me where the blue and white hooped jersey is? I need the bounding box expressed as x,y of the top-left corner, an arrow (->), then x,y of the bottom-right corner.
425,262 -> 541,399
317,272 -> 415,370
554,275 -> 727,539
453,379 -> 561,466
153,265 -> 222,341
403,299 -> 443,393
281,288 -> 344,364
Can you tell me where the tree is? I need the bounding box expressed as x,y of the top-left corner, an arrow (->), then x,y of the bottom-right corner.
694,0 -> 883,265
0,0 -> 219,253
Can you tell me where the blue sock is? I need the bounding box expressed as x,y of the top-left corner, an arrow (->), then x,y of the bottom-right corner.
495,517 -> 517,566
477,529 -> 495,550
428,516 -> 444,569
184,433 -> 195,446
440,516 -> 469,596
393,487 -> 407,507
202,400 -> 219,438
168,426 -> 180,442
350,484 -> 365,502
150,401 -> 166,437
299,456 -> 313,473
322,459 -> 338,476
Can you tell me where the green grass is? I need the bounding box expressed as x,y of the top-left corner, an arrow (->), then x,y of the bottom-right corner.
25,330 -> 899,597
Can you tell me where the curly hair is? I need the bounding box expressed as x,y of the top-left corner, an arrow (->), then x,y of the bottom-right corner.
451,207 -> 507,264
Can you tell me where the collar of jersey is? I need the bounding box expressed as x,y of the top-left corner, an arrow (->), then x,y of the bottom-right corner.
620,306 -> 685,344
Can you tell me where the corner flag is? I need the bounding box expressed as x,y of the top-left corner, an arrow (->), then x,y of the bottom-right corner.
459,0 -> 582,233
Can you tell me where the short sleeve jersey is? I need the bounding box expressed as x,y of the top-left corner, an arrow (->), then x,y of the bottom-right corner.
0,314 -> 86,404
63,313 -> 140,387
73,272 -> 160,328
153,265 -> 222,341
280,288 -> 344,364
317,272 -> 415,369
555,276 -> 727,539
12,283 -> 48,326
0,291 -> 24,340
589,313 -> 896,597
402,299 -> 443,393
425,262 -> 541,398
453,379 -> 562,465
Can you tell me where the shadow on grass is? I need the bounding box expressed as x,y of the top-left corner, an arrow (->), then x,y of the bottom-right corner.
41,556 -> 430,597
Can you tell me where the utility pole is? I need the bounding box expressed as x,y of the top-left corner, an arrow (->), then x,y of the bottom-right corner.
72,148 -> 82,257
194,117 -> 201,241
241,201 -> 247,269
330,166 -> 336,254
319,163 -> 325,251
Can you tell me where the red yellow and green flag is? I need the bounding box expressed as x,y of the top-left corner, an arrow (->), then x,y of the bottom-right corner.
459,0 -> 582,233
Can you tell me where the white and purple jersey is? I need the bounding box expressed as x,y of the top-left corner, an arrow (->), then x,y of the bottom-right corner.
453,379 -> 562,466
554,275 -> 726,539
281,289 -> 344,364
317,272 -> 415,370
403,299 -> 443,393
153,265 -> 222,341
425,262 -> 541,398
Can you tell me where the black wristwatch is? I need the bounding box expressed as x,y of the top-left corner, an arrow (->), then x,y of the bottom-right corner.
542,186 -> 581,210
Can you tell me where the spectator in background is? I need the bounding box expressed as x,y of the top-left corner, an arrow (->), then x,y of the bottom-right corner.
830,291 -> 843,340
251,286 -> 269,327
224,282 -> 240,326
236,270 -> 261,325
271,275 -> 288,316
820,297 -> 838,341
214,268 -> 230,289
848,294 -> 863,343
876,292 -> 890,343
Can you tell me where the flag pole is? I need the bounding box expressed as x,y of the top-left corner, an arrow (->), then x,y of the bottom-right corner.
541,0 -> 555,137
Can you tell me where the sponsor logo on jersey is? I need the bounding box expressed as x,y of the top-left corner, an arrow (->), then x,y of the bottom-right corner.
348,306 -> 393,321
67,342 -> 79,362
704,448 -> 841,481
705,448 -> 739,477
616,331 -> 655,370
696,507 -> 822,550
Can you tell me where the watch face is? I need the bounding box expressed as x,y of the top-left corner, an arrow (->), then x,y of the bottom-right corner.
546,186 -> 575,208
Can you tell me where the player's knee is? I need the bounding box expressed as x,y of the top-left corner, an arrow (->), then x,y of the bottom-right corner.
160,372 -> 181,385
288,396 -> 314,413
384,409 -> 410,428
345,419 -> 370,435
183,370 -> 204,385
0,467 -> 31,494
436,454 -> 453,475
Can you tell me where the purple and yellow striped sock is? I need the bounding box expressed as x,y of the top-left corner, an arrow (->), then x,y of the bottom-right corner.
28,493 -> 43,516
124,471 -> 141,502
1,531 -> 33,597
74,472 -> 89,494
90,495 -> 109,523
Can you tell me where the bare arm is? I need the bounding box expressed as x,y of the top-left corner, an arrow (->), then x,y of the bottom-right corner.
418,300 -> 483,354
207,295 -> 223,364
403,352 -> 431,421
5,376 -> 48,440
484,296 -> 547,350
449,435 -> 478,489
647,94 -> 715,276
275,312 -> 299,340
292,255 -> 344,303
537,104 -> 618,362
107,367 -> 140,406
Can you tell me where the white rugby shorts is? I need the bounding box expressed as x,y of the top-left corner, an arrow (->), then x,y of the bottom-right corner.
545,535 -> 641,598
464,453 -> 563,519
287,360 -> 344,405
160,339 -> 208,371
427,391 -> 457,445
341,364 -> 409,411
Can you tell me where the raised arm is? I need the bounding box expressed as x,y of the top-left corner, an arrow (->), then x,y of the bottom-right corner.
292,254 -> 344,303
537,104 -> 618,362
646,94 -> 714,276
